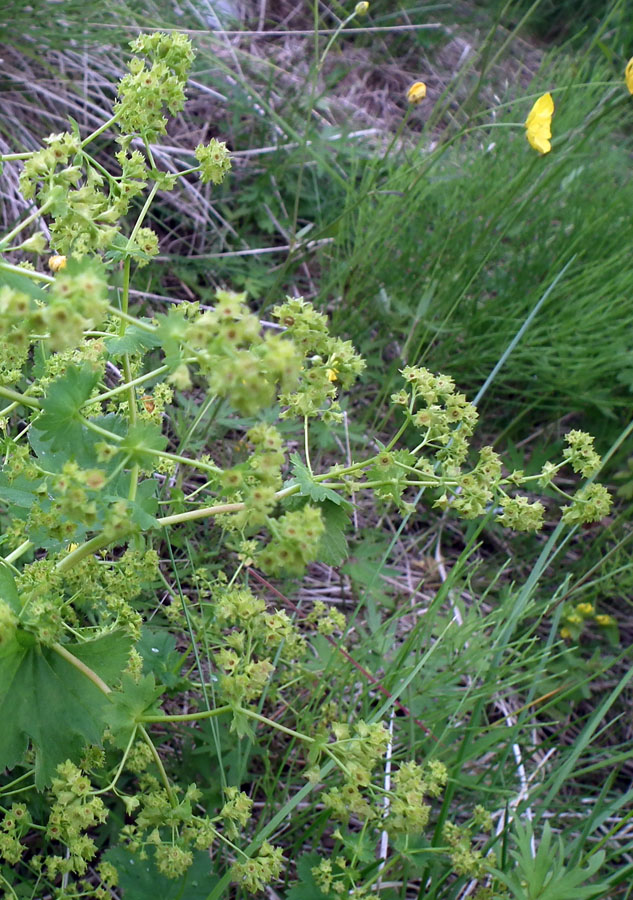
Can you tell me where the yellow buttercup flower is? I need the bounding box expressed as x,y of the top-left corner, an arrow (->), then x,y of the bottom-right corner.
48,254 -> 67,272
575,602 -> 594,617
625,57 -> 633,94
407,81 -> 427,105
525,92 -> 554,155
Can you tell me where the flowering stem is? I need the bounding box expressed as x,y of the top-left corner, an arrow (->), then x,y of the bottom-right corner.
0,151 -> 35,161
106,304 -> 157,332
140,705 -> 233,724
127,181 -> 159,249
88,364 -> 170,406
239,707 -> 315,743
138,725 -> 176,807
80,112 -> 122,149
55,533 -> 116,573
3,540 -> 33,565
0,260 -> 53,284
0,385 -> 42,411
146,447 -> 223,475
1,198 -> 54,247
304,416 -> 313,474
318,11 -> 358,70
94,727 -> 138,795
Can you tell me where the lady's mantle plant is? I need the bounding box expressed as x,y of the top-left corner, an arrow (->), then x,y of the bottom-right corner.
0,30 -> 612,899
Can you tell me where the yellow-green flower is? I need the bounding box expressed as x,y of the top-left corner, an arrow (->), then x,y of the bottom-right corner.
48,254 -> 67,272
625,57 -> 633,94
525,92 -> 554,155
407,82 -> 427,105
355,1 -> 369,14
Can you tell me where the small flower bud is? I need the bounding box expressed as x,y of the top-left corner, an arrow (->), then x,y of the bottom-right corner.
407,81 -> 427,104
355,1 -> 369,14
48,255 -> 67,272
20,233 -> 47,254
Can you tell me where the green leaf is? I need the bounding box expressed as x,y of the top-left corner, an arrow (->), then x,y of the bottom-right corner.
0,630 -> 131,787
491,821 -> 610,900
155,305 -> 188,369
289,453 -> 349,507
120,421 -> 167,465
317,500 -> 349,567
29,413 -> 126,472
0,565 -> 20,614
104,673 -> 165,749
36,365 -> 100,452
105,324 -> 161,358
137,626 -> 184,689
0,472 -> 42,508
105,479 -> 159,529
105,846 -> 218,899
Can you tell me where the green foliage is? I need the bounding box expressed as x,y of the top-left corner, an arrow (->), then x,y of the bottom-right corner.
492,821 -> 610,899
0,16 -> 626,900
0,630 -> 130,787
37,365 -> 101,450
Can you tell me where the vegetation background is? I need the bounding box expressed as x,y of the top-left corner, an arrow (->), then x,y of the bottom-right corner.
2,0 -> 633,897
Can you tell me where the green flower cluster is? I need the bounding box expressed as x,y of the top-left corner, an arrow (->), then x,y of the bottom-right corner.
273,296 -> 366,421
562,482 -> 612,525
115,32 -> 194,139
182,289 -> 303,414
443,819 -> 494,879
220,423 -> 286,526
319,720 -> 390,823
18,131 -> 81,202
0,803 -> 30,866
45,264 -> 110,349
387,759 -> 447,835
45,761 -> 108,879
0,287 -> 33,383
563,429 -> 602,477
200,582 -> 305,705
255,505 -> 326,575
231,841 -> 284,893
399,365 -> 479,467
195,138 -> 232,184
13,549 -> 156,647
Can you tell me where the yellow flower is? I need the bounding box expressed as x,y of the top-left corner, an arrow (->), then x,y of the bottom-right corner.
575,602 -> 594,617
525,92 -> 554,155
355,1 -> 369,14
48,254 -> 67,272
626,57 -> 633,94
326,368 -> 338,383
595,614 -> 615,627
407,82 -> 427,105
560,627 -> 572,640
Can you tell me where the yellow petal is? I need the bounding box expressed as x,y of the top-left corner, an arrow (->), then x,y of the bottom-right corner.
525,92 -> 554,130
525,92 -> 554,155
407,81 -> 427,104
626,57 -> 633,94
48,254 -> 67,272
